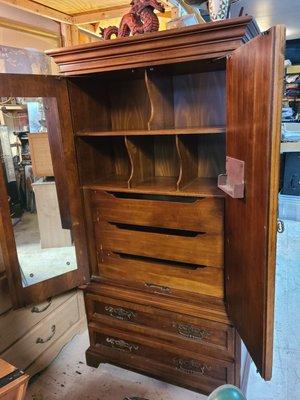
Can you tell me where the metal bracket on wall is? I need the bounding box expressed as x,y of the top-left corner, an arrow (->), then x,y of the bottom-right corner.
218,156 -> 245,198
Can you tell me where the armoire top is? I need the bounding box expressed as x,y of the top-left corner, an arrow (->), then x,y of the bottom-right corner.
46,16 -> 260,76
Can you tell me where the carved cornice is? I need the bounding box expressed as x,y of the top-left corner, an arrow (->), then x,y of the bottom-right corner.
47,16 -> 260,75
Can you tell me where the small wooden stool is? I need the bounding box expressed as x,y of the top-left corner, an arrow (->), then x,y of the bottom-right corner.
0,359 -> 29,400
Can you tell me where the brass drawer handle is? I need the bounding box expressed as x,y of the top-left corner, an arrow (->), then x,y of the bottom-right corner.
144,282 -> 170,293
173,357 -> 211,375
31,298 -> 52,313
104,306 -> 136,321
173,322 -> 211,341
36,325 -> 56,344
105,337 -> 139,352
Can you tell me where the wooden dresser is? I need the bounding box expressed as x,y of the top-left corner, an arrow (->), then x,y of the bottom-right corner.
0,17 -> 285,396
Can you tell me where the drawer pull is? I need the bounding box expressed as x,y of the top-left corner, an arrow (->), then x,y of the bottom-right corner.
36,325 -> 56,344
31,298 -> 52,313
105,337 -> 139,352
173,357 -> 211,375
104,306 -> 136,321
145,282 -> 170,293
173,323 -> 211,341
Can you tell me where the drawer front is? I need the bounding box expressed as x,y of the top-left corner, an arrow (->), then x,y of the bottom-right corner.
97,221 -> 223,268
85,294 -> 234,360
89,190 -> 224,268
90,191 -> 223,233
1,292 -> 81,370
89,323 -> 235,392
0,291 -> 75,353
97,250 -> 224,299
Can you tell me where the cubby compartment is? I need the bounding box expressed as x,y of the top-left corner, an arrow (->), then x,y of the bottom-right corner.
146,61 -> 226,131
126,135 -> 180,192
69,70 -> 151,134
76,136 -> 131,188
177,134 -> 226,195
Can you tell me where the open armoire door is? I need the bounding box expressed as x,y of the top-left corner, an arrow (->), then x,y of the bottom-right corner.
0,74 -> 89,308
224,25 -> 285,379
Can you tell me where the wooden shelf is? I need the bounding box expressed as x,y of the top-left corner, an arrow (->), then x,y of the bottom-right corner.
181,177 -> 224,197
83,177 -> 223,198
83,176 -> 129,190
76,127 -> 226,137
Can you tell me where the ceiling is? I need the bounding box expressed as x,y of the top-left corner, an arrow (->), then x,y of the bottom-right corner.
33,0 -> 128,15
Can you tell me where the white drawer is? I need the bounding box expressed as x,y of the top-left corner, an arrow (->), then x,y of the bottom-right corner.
1,291 -> 82,370
0,291 -> 75,353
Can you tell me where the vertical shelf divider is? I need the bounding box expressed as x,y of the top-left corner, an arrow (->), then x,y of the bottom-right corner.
125,136 -> 154,188
145,69 -> 175,130
124,136 -> 133,189
176,135 -> 198,190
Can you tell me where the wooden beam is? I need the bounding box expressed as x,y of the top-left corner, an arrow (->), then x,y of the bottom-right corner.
70,25 -> 79,45
77,24 -> 101,39
0,15 -> 61,44
0,0 -> 73,24
72,5 -> 130,25
60,23 -> 72,47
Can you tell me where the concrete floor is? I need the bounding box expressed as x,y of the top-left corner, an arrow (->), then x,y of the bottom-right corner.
25,219 -> 300,400
13,212 -> 76,286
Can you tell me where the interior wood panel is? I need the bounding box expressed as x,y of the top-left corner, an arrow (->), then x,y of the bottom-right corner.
174,71 -> 226,128
68,76 -> 111,133
145,69 -> 174,130
225,26 -> 285,379
126,135 -> 180,189
76,136 -> 131,186
109,74 -> 151,131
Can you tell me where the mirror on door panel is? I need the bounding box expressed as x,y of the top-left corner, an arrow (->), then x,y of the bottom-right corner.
0,96 -> 77,287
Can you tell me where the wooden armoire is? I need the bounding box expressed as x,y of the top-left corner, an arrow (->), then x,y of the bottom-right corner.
0,17 -> 285,395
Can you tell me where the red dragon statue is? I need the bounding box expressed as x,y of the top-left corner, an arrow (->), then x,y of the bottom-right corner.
101,0 -> 165,40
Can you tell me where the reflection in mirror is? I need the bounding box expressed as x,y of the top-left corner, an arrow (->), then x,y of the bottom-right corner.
0,96 -> 77,287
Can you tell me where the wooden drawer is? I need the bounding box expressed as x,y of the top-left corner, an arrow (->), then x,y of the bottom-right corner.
1,292 -> 81,370
97,251 -> 224,300
88,191 -> 224,268
88,323 -> 235,394
89,191 -> 223,233
85,293 -> 234,361
0,291 -> 74,353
